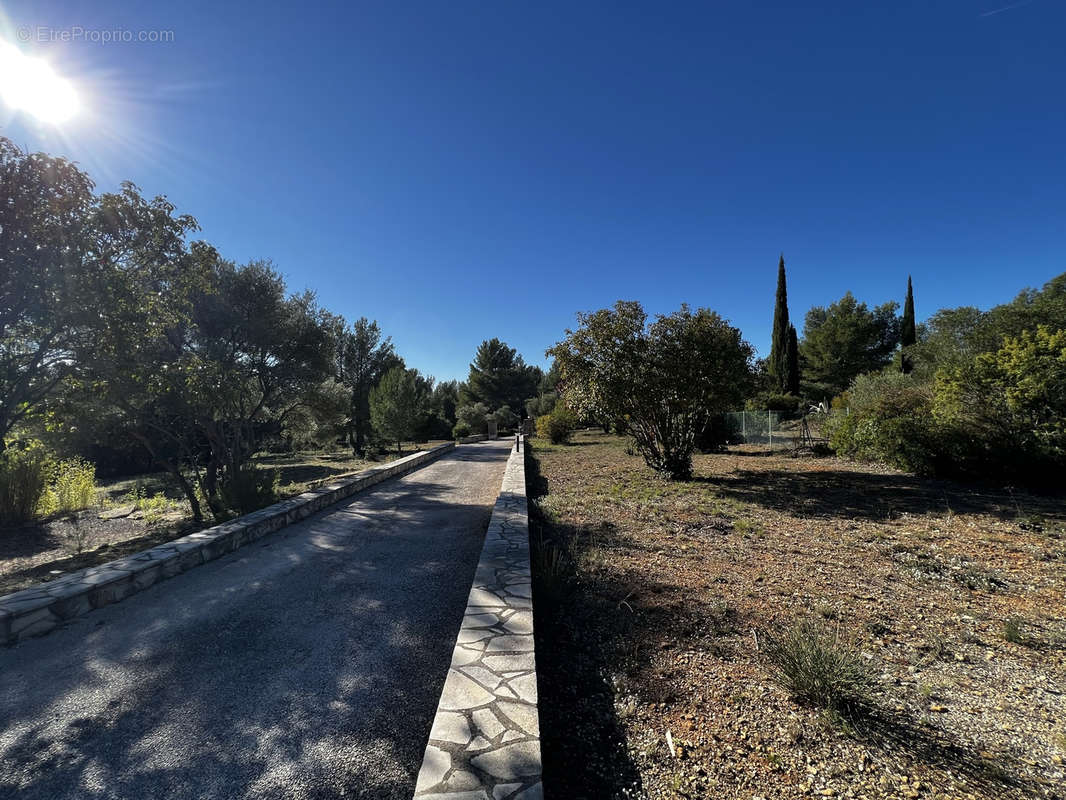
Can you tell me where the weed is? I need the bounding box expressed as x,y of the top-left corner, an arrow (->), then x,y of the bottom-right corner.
57,517 -> 90,554
1003,617 -> 1024,645
762,617 -> 874,713
734,518 -> 760,537
954,566 -> 1007,592
815,603 -> 839,621
39,458 -> 96,516
918,632 -> 950,663
531,533 -> 571,607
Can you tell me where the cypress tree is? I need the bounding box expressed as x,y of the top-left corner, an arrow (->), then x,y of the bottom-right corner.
769,254 -> 791,391
786,324 -> 800,394
901,275 -> 916,374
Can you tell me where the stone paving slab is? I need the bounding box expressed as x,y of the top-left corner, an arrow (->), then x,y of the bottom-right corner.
414,438 -> 542,800
0,443 -> 457,645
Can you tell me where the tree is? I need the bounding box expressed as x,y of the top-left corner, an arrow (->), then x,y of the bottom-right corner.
369,366 -> 424,452
337,318 -> 401,455
493,405 -> 519,430
934,326 -> 1066,469
525,361 -> 560,418
800,292 -> 900,397
455,402 -> 491,435
768,254 -> 792,392
462,338 -> 540,412
901,276 -> 916,374
548,301 -> 753,479
84,193 -> 211,520
785,324 -> 800,394
189,259 -> 337,515
1,139 -> 99,446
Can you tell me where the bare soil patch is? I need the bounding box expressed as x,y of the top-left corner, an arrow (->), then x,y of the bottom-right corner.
529,431 -> 1066,799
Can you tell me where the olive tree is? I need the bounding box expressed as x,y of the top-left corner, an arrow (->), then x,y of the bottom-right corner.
548,301 -> 754,479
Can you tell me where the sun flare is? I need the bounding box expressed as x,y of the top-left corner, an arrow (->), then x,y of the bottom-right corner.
0,41 -> 80,124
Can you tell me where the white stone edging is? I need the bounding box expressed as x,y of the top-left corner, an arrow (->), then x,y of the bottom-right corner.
0,443 -> 456,645
414,437 -> 541,800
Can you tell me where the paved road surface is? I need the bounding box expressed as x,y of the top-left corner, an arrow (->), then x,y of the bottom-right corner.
0,440 -> 513,800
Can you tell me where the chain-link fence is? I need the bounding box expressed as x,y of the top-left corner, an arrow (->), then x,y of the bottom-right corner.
720,410 -> 837,451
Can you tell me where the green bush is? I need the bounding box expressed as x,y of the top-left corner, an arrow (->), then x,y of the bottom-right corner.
39,458 -> 96,516
826,372 -> 945,475
745,392 -> 801,412
762,617 -> 873,712
0,442 -> 54,525
829,328 -> 1066,484
219,466 -> 280,516
452,421 -> 473,439
536,407 -> 576,444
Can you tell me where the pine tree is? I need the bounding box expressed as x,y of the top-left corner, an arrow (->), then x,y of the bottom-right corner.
769,254 -> 791,391
786,324 -> 800,394
901,275 -> 916,374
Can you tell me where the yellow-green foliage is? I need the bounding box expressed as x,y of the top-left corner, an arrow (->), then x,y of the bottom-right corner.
39,458 -> 97,516
831,327 -> 1066,482
536,406 -> 577,444
0,441 -> 54,524
123,482 -> 186,524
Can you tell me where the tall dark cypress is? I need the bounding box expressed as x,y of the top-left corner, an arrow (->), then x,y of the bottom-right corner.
901,275 -> 916,374
769,254 -> 791,391
786,324 -> 800,394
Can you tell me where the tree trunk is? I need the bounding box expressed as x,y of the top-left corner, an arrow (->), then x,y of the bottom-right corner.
169,467 -> 204,523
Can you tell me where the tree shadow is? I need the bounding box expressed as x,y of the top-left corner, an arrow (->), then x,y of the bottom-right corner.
848,705 -> 1049,798
527,451 -> 644,800
701,467 -> 1065,522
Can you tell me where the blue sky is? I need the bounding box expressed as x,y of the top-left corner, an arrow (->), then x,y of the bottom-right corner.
2,1 -> 1064,381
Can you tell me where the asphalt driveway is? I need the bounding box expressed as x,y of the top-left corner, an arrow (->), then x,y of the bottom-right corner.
0,439 -> 513,800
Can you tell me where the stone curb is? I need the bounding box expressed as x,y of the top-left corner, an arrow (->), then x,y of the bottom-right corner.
0,442 -> 457,646
413,437 -> 542,800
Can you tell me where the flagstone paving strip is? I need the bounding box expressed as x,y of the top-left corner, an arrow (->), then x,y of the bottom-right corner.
0,442 -> 457,645
414,439 -> 542,800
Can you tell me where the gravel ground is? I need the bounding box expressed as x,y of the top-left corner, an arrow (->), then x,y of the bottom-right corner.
0,439 -> 511,800
530,432 -> 1066,800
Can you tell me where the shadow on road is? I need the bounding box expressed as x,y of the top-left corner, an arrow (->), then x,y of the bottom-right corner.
0,456 -> 509,800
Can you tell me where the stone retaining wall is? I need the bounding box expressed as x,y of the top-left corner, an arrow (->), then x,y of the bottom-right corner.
0,443 -> 456,646
413,438 -> 541,800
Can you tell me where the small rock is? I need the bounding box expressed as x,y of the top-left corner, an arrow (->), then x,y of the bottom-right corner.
99,505 -> 135,520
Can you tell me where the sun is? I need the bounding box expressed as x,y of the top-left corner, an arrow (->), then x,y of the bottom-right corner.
0,41 -> 80,124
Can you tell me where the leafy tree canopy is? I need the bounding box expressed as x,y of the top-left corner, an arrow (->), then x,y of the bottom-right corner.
548,301 -> 753,479
800,292 -> 900,397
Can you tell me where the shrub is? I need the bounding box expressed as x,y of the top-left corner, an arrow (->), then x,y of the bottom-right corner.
452,421 -> 473,439
762,617 -> 873,712
0,442 -> 54,525
826,372 -> 944,475
39,458 -> 96,516
536,407 -> 576,444
746,392 -> 801,412
219,466 -> 280,516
